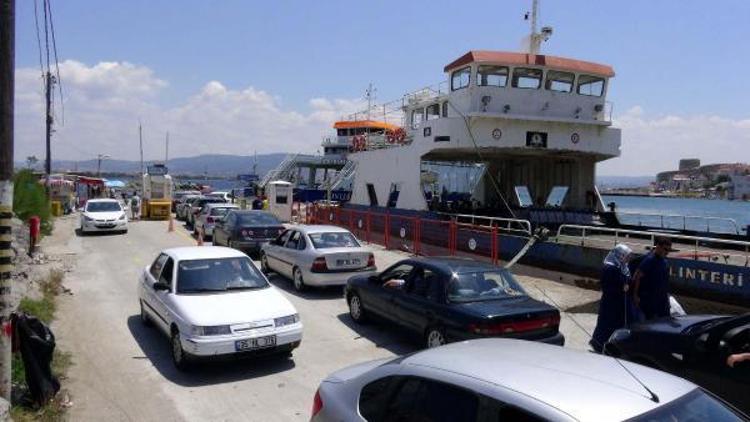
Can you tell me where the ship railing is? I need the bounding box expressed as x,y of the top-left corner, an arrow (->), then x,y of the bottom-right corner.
402,81 -> 450,107
556,224 -> 750,266
615,211 -> 742,235
437,212 -> 532,236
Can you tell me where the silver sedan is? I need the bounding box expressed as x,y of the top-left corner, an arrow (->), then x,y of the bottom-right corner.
311,338 -> 747,421
260,225 -> 376,291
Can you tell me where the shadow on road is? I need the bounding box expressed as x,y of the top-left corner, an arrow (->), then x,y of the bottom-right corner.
126,316 -> 295,387
266,274 -> 345,301
335,313 -> 419,356
75,228 -> 126,237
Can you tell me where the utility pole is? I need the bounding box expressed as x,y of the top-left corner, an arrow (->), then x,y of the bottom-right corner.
0,0 -> 15,400
44,71 -> 53,178
138,122 -> 144,176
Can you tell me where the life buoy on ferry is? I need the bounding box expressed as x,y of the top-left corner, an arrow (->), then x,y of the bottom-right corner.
351,135 -> 366,152
387,128 -> 406,144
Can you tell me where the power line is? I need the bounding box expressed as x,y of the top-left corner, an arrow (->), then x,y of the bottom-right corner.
32,0 -> 43,79
45,0 -> 63,124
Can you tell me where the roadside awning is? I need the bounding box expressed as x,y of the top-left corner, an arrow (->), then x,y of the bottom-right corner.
104,180 -> 125,188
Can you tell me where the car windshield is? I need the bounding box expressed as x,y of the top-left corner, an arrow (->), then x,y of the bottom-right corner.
631,389 -> 744,421
447,270 -> 526,303
237,213 -> 281,225
176,257 -> 268,293
308,232 -> 360,249
86,202 -> 121,212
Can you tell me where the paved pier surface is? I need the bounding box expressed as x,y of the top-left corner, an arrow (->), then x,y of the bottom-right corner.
50,215 -> 732,421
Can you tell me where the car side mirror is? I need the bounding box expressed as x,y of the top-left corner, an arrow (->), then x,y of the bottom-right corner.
153,281 -> 170,292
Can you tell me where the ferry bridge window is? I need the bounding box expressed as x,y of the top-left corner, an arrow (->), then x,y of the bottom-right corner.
451,66 -> 471,91
577,74 -> 605,96
477,65 -> 509,87
512,67 -> 543,89
545,70 -> 575,93
411,107 -> 424,129
426,104 -> 441,121
442,102 -> 448,117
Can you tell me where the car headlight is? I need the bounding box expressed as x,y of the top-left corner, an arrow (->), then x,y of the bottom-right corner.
274,314 -> 300,327
83,215 -> 94,221
191,325 -> 232,336
118,214 -> 126,221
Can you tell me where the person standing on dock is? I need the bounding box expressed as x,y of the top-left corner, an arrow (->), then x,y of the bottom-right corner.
590,244 -> 633,353
633,237 -> 674,320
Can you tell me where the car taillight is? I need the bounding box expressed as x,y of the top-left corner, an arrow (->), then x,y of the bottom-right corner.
311,389 -> 323,418
207,216 -> 215,223
241,229 -> 254,237
311,257 -> 328,273
468,314 -> 560,335
367,253 -> 375,268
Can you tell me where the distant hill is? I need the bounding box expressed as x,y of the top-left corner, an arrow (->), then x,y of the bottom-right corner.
596,175 -> 654,189
19,153 -> 288,177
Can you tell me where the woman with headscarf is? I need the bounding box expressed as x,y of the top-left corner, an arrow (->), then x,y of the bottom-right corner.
590,244 -> 633,353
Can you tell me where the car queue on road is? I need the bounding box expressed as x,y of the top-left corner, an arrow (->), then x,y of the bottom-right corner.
76,195 -> 749,420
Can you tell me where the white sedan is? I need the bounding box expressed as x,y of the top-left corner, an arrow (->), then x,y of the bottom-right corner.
80,198 -> 128,234
137,246 -> 303,370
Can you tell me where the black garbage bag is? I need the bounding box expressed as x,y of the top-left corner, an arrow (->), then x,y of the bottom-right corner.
12,313 -> 60,406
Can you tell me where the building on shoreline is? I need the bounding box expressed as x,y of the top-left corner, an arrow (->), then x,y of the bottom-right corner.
656,160 -> 750,199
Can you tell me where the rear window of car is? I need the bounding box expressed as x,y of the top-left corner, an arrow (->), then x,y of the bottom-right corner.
86,202 -> 121,212
209,207 -> 235,216
237,213 -> 281,225
631,388 -> 744,421
176,257 -> 268,293
447,270 -> 526,303
308,232 -> 360,249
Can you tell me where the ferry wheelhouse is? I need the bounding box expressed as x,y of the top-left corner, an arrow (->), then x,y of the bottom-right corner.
347,51 -> 620,225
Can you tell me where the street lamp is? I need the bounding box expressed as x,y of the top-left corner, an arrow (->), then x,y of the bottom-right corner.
97,154 -> 111,177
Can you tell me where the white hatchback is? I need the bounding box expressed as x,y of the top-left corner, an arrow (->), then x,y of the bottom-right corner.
137,246 -> 303,370
80,198 -> 128,234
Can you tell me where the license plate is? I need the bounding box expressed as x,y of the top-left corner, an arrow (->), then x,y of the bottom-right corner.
97,224 -> 115,228
235,335 -> 277,351
337,258 -> 360,266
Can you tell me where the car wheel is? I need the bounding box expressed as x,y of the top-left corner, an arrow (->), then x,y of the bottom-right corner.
171,330 -> 190,371
139,301 -> 152,327
293,267 -> 306,292
425,327 -> 447,349
348,293 -> 367,323
260,253 -> 271,274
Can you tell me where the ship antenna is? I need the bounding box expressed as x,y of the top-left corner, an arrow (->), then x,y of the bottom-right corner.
527,0 -> 553,55
365,83 -> 376,121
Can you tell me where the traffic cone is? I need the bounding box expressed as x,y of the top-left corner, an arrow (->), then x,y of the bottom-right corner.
167,213 -> 174,233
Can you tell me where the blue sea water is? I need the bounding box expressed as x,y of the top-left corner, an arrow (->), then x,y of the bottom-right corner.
603,195 -> 750,234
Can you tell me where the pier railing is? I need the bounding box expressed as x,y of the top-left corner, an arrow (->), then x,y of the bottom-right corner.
616,211 -> 743,235
556,224 -> 750,266
435,212 -> 532,236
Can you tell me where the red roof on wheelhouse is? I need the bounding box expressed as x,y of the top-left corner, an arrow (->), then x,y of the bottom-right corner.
443,50 -> 615,77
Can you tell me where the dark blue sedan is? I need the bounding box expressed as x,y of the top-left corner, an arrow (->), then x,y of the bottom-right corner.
345,257 -> 564,348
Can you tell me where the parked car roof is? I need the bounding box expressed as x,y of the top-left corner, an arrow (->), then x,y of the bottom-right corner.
163,246 -> 247,261
203,203 -> 239,210
86,198 -> 120,204
295,225 -> 353,234
400,339 -> 696,421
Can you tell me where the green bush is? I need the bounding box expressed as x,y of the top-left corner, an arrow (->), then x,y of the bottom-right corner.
13,169 -> 53,235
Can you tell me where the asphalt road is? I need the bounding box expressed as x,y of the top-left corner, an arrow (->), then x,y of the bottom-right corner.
53,216 -> 601,421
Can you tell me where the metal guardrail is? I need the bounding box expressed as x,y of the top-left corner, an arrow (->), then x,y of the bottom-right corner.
438,212 -> 532,236
616,211 -> 742,235
556,224 -> 750,265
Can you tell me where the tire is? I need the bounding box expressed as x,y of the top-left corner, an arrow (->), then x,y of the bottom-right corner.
348,293 -> 367,323
260,253 -> 271,274
139,301 -> 152,327
293,267 -> 306,292
425,326 -> 447,349
171,329 -> 190,371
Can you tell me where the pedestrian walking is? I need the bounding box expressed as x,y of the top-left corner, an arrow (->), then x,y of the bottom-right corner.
590,244 -> 633,353
130,193 -> 141,220
633,237 -> 674,320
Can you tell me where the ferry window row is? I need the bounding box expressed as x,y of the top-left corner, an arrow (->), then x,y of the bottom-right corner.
412,102 -> 449,128
451,65 -> 605,97
337,128 -> 386,136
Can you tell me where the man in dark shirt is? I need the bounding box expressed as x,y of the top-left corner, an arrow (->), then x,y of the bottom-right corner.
633,237 -> 674,320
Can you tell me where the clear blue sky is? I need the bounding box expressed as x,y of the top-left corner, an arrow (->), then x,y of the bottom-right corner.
14,0 -> 750,117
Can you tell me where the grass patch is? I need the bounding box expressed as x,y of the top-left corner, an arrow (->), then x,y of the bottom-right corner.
12,269 -> 72,419
13,169 -> 54,235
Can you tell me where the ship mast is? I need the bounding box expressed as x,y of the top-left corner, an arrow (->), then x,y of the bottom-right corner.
527,0 -> 553,55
